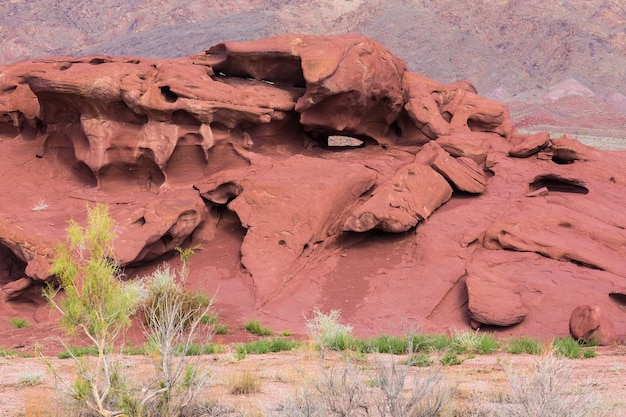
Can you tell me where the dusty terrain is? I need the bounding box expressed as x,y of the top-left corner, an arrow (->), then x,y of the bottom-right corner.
1,346 -> 626,416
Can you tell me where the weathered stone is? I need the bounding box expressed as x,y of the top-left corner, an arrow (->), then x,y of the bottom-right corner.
509,132 -> 551,157
344,163 -> 452,233
569,304 -> 619,345
466,272 -> 527,327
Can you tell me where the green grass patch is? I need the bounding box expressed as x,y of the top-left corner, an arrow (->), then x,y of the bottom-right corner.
7,317 -> 30,329
439,350 -> 463,366
408,353 -> 433,367
351,335 -> 408,354
214,323 -> 229,335
552,337 -> 581,359
0,348 -> 19,358
583,348 -> 597,359
451,331 -> 499,354
57,345 -> 100,359
244,319 -> 273,336
504,336 -> 544,355
234,338 -> 301,356
174,343 -> 224,356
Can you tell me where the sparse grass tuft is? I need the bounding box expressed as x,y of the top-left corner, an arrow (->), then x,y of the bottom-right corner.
0,348 -> 18,358
32,199 -> 49,211
504,336 -> 544,355
17,371 -> 44,386
8,317 -> 31,329
244,319 -> 273,336
452,330 -> 500,354
229,370 -> 261,395
583,348 -> 597,359
56,345 -> 99,359
439,350 -> 463,366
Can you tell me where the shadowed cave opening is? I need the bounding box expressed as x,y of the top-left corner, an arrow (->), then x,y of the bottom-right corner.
160,86 -> 178,103
609,292 -> 626,308
529,174 -> 589,194
0,244 -> 26,286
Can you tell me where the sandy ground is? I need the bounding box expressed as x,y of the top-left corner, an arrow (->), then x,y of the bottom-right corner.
2,345 -> 626,416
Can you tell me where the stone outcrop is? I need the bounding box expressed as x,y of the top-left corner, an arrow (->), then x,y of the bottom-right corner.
0,34 -> 624,344
569,305 -> 619,345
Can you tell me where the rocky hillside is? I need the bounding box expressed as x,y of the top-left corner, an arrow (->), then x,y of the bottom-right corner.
2,0 -> 625,99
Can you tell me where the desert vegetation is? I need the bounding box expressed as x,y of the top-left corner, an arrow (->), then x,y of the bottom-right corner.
10,205 -> 616,416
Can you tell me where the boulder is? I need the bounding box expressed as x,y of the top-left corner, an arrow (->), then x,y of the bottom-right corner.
344,163 -> 452,233
569,304 -> 619,345
414,141 -> 486,193
466,272 -> 527,327
508,132 -> 551,158
550,134 -> 600,163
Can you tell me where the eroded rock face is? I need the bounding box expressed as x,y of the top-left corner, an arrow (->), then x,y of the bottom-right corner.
0,34 -> 624,344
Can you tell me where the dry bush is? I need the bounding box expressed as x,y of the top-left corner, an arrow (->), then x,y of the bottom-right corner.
229,370 -> 262,395
373,355 -> 457,417
502,352 -> 617,417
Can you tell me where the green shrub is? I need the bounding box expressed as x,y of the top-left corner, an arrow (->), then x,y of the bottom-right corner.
139,260 -> 215,417
552,337 -> 581,359
8,317 -> 30,329
43,204 -> 141,417
244,319 -> 273,336
504,336 -> 544,355
306,308 -> 353,353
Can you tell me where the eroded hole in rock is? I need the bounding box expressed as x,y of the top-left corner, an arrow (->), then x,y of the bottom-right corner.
609,293 -> 626,307
551,155 -> 575,165
0,244 -> 27,286
160,86 -> 178,103
278,239 -> 286,246
98,157 -> 165,191
111,102 -> 148,124
165,135 -> 207,182
89,58 -> 108,65
133,216 -> 146,226
41,130 -> 98,186
441,111 -> 452,123
326,135 -> 365,148
529,175 -> 589,194
172,110 -> 200,126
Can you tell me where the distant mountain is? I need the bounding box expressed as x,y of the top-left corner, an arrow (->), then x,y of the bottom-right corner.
2,1 -> 625,110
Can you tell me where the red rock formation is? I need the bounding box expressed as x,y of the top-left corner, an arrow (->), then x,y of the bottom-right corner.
0,34 -> 624,347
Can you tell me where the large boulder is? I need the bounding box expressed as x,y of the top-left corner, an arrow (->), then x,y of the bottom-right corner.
344,163 -> 452,233
569,304 -> 619,345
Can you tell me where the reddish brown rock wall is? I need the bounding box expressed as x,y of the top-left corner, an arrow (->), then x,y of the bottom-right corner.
0,34 -> 625,345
